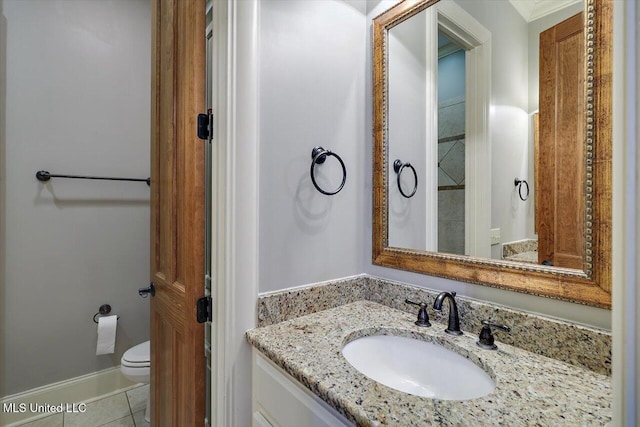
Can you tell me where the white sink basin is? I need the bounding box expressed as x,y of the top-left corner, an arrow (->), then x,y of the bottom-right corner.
342,335 -> 495,400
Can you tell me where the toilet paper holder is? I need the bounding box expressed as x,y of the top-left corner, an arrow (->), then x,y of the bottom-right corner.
93,304 -> 120,324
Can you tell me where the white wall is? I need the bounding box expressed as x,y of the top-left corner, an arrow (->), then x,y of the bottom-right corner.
253,0 -> 610,325
1,0 -> 150,396
236,0 -> 630,423
633,2 -> 639,417
450,0 -> 532,257
387,12 -> 428,250
258,0 -> 366,293
612,0 -> 638,421
251,0 -> 612,325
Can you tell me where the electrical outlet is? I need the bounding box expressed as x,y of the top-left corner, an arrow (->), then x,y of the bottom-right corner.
490,228 -> 501,246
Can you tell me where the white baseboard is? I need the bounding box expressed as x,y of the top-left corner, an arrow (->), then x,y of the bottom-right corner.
0,366 -> 140,426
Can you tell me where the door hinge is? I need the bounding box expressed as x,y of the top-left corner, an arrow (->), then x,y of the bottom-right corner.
196,295 -> 212,323
197,110 -> 213,142
138,283 -> 155,298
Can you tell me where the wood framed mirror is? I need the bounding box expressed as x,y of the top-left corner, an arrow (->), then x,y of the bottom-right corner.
372,0 -> 612,308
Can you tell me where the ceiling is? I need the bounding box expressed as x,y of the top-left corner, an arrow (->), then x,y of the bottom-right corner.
507,0 -> 583,22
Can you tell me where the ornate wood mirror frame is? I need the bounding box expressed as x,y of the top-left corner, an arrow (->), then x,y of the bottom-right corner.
372,0 -> 612,308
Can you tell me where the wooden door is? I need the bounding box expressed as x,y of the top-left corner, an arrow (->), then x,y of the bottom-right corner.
537,12 -> 584,269
150,0 -> 206,425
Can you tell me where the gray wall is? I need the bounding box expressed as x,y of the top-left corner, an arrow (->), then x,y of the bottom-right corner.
1,0 -> 151,396
258,0 -> 366,293
0,0 -> 6,402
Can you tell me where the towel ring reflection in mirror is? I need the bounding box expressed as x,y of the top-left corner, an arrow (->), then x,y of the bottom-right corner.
514,178 -> 529,201
394,159 -> 418,198
310,146 -> 347,195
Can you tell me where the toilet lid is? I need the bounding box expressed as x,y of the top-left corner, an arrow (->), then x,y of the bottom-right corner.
122,341 -> 150,364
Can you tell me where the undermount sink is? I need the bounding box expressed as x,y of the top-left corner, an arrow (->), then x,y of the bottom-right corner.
342,335 -> 495,400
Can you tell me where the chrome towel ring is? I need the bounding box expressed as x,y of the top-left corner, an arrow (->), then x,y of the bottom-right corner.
514,178 -> 529,201
393,159 -> 418,198
310,146 -> 347,195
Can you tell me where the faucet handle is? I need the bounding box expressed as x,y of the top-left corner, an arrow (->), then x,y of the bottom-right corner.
481,320 -> 511,331
405,299 -> 431,327
477,320 -> 511,350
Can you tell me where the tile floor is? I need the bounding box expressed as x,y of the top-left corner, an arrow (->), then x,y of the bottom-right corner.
17,384 -> 149,427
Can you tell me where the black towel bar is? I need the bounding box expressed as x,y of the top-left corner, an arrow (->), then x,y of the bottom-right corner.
36,170 -> 150,186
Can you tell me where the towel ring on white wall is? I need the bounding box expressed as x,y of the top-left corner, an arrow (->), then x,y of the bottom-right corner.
310,146 -> 347,196
514,178 -> 530,201
394,159 -> 418,198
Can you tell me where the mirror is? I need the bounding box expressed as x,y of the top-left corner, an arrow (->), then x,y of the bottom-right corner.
372,0 -> 612,308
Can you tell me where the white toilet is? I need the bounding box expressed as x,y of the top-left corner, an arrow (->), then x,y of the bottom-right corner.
121,340 -> 151,422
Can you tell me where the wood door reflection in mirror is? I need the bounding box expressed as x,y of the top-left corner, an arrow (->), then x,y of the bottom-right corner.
537,12 -> 585,270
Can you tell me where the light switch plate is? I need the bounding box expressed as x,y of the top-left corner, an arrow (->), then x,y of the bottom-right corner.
490,228 -> 501,246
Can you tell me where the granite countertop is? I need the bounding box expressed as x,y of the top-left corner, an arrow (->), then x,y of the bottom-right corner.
246,301 -> 611,426
504,251 -> 539,264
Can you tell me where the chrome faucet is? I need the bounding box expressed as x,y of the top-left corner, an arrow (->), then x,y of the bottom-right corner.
433,291 -> 463,336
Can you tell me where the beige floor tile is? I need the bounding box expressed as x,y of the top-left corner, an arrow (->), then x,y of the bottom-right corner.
17,413 -> 63,427
98,415 -> 135,427
63,394 -> 130,427
125,385 -> 149,414
131,410 -> 149,427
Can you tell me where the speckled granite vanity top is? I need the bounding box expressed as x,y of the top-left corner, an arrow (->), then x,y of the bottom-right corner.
246,300 -> 611,426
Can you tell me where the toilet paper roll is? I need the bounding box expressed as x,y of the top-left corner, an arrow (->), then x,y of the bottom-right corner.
96,315 -> 118,355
